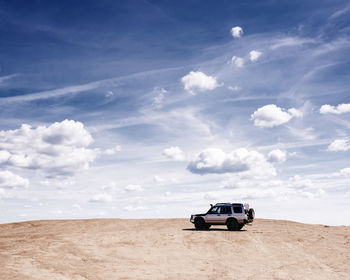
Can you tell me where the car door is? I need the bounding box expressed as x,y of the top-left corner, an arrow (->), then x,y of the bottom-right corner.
219,206 -> 233,224
204,206 -> 221,223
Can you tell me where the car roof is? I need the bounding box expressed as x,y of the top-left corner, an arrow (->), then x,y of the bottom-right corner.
215,203 -> 243,206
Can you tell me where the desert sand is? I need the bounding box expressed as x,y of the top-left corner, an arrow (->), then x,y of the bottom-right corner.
0,218 -> 349,279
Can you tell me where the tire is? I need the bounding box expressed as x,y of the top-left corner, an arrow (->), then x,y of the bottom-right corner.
226,218 -> 239,231
204,224 -> 211,230
248,208 -> 255,220
194,217 -> 206,230
237,224 -> 244,230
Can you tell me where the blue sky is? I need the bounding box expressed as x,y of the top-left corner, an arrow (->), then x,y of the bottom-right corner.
0,0 -> 350,225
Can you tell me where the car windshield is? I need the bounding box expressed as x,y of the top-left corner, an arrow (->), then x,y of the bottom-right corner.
207,206 -> 220,214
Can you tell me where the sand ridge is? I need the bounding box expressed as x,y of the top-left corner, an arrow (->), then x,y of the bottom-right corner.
0,218 -> 349,279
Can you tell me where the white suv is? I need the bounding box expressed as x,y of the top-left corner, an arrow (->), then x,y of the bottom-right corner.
190,203 -> 255,231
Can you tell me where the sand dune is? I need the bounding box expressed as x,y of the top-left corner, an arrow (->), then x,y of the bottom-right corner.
0,218 -> 349,279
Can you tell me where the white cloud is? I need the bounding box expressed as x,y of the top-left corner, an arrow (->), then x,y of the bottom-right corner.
153,88 -> 168,107
249,50 -> 262,62
231,56 -> 244,67
54,210 -> 63,215
0,73 -> 19,84
297,188 -> 324,199
164,191 -> 171,197
103,145 -> 121,155
268,149 -> 287,163
340,168 -> 350,177
89,193 -> 113,203
227,85 -> 240,91
187,148 -> 276,177
105,91 -> 114,97
0,120 -> 99,178
72,204 -> 82,211
162,146 -> 185,161
100,182 -> 117,191
289,175 -> 313,189
329,5 -> 350,19
124,205 -> 147,211
231,26 -> 243,38
320,104 -> 350,115
270,37 -> 315,50
153,175 -> 164,183
0,187 -> 5,198
0,150 -> 11,163
204,192 -> 217,200
251,104 -> 302,127
40,178 -> 75,189
288,108 -> 303,118
0,170 -> 29,189
124,184 -> 143,192
181,71 -> 220,95
327,139 -> 350,151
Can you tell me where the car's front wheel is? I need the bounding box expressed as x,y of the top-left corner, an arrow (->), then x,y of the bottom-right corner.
204,224 -> 211,230
194,217 -> 206,230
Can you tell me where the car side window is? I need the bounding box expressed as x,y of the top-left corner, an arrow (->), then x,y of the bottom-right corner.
221,206 -> 232,214
233,206 -> 243,213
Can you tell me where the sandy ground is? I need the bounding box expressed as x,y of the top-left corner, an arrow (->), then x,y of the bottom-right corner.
0,218 -> 349,280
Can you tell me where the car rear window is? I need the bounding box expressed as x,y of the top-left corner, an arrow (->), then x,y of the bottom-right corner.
233,206 -> 243,213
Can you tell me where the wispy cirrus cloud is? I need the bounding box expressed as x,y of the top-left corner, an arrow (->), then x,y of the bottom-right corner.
0,73 -> 20,84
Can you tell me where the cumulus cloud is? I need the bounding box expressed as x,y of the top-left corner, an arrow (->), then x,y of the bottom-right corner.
268,149 -> 287,163
340,168 -> 350,177
181,71 -> 220,95
0,150 -> 11,163
231,26 -> 243,38
0,120 -> 99,178
249,50 -> 262,62
320,104 -> 350,115
251,104 -> 302,127
231,56 -> 244,67
289,175 -> 313,189
187,148 -> 276,177
124,184 -> 143,192
288,175 -> 324,199
162,146 -> 186,161
0,170 -> 29,189
103,145 -> 121,155
89,193 -> 113,203
327,139 -> 350,151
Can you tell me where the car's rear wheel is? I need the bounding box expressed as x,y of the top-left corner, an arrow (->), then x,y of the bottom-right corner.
237,224 -> 244,230
194,217 -> 206,230
226,219 -> 239,231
